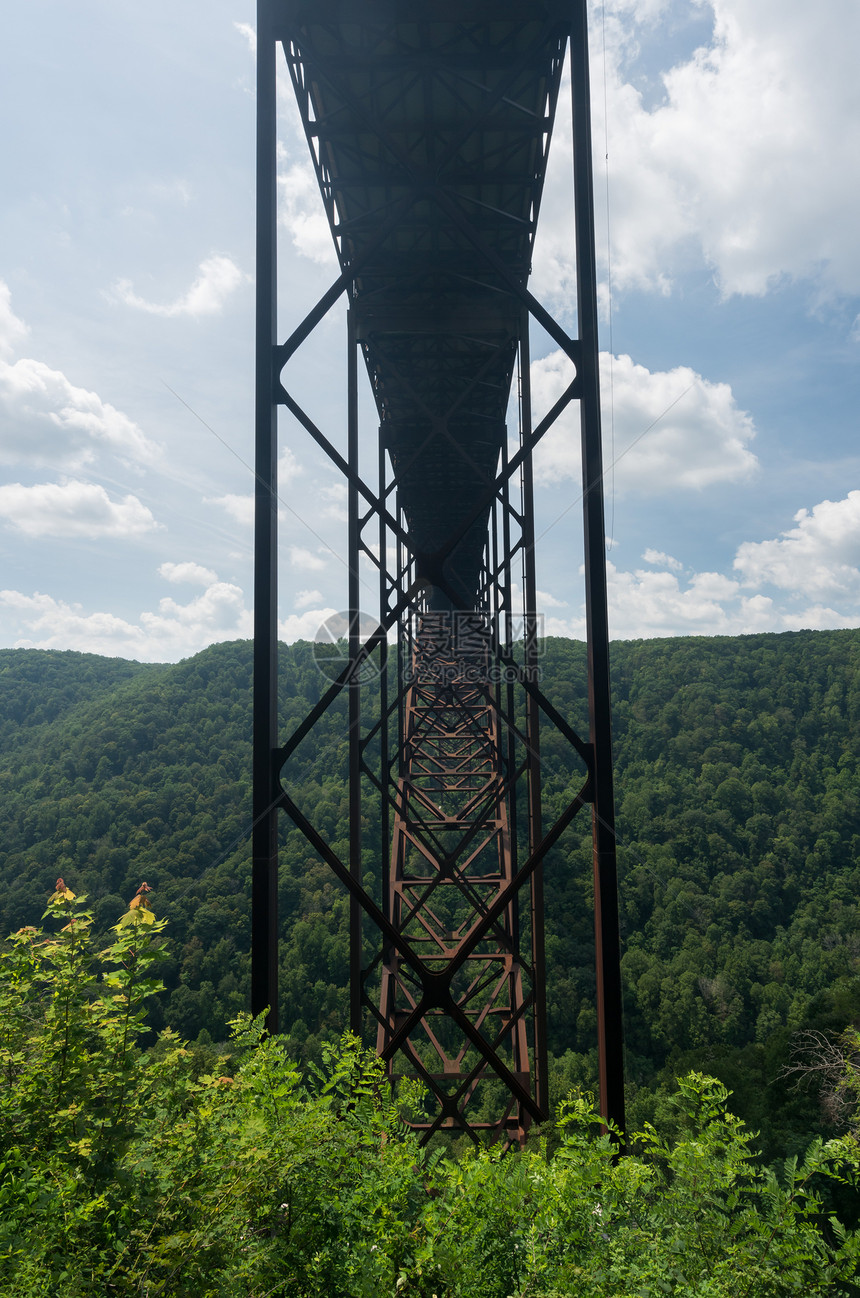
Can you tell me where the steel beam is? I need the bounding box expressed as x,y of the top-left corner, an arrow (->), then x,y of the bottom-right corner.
251,0 -> 280,1034
570,0 -> 626,1140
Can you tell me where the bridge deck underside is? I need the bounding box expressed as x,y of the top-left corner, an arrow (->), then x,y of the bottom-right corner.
282,0 -> 565,604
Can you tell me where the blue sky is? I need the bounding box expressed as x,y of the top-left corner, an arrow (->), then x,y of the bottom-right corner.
1,0 -> 859,661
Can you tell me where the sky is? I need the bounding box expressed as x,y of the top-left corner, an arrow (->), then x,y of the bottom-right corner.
1,0 -> 859,662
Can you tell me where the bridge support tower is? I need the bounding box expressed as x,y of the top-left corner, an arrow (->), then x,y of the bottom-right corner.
252,0 -> 625,1144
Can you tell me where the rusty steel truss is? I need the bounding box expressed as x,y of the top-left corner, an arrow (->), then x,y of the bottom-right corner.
252,0 -> 625,1144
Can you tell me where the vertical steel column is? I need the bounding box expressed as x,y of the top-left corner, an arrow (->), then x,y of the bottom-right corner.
251,0 -> 280,1034
348,307 -> 363,1035
518,315 -> 549,1119
498,443 -> 522,1085
378,430 -> 390,935
570,0 -> 626,1137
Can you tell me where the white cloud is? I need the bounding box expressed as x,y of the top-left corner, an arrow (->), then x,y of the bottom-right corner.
778,604 -> 858,632
530,350 -> 757,491
734,492 -> 860,599
279,446 -> 303,482
542,561 -> 853,641
144,582 -> 249,637
644,0 -> 860,299
541,490 -> 860,639
0,480 -> 159,538
295,588 -> 324,609
0,591 -> 154,658
604,0 -> 674,20
642,548 -> 683,570
318,481 -> 348,521
533,2 -> 860,307
114,255 -> 246,319
159,560 -> 218,586
0,356 -> 160,469
279,606 -> 340,642
278,153 -> 338,267
0,282 -> 29,357
288,545 -> 328,572
536,589 -> 568,609
209,492 -> 253,528
0,580 -> 252,662
605,564 -> 744,638
0,283 -> 159,470
234,21 -> 256,55
0,576 -> 343,659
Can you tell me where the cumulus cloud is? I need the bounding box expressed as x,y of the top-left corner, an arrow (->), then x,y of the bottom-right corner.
734,492 -> 860,600
234,21 -> 256,55
318,481 -> 348,521
0,283 -> 29,357
0,570 -> 343,660
0,577 -> 252,662
114,255 -> 246,318
542,560 -> 853,642
279,606 -> 340,642
279,447 -> 303,483
530,350 -> 757,491
533,1 -> 860,307
159,560 -> 218,586
0,281 -> 160,471
278,152 -> 338,267
536,588 -> 568,609
605,564 -> 745,638
642,548 -> 683,570
650,0 -> 860,298
0,480 -> 159,538
288,545 -> 327,572
540,490 -> 860,639
208,492 -> 254,528
0,358 -> 160,469
295,588 -> 324,609
144,582 -> 250,637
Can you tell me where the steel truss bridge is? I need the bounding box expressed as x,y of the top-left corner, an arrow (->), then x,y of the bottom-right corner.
252,0 -> 625,1145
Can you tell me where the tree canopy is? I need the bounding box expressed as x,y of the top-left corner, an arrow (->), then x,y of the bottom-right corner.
0,629 -> 858,1159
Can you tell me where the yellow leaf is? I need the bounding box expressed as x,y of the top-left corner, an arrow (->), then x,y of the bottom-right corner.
48,887 -> 76,905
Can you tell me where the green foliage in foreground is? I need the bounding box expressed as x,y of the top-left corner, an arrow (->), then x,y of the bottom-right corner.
3,891 -> 860,1296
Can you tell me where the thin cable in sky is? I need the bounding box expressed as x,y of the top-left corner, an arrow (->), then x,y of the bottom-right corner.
162,380 -> 374,597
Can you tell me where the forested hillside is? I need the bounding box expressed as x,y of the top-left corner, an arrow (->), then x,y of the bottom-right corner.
1,629 -> 859,1157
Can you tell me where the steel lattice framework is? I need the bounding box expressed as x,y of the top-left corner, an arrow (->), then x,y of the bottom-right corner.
252,0 -> 625,1144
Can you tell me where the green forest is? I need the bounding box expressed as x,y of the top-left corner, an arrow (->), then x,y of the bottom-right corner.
2,629 -> 860,1290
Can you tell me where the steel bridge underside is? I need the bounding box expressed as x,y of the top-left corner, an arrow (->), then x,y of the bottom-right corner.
253,0 -> 625,1145
280,0 -> 568,609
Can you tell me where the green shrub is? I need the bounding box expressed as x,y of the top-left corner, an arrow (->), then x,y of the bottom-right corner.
2,884 -> 859,1295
